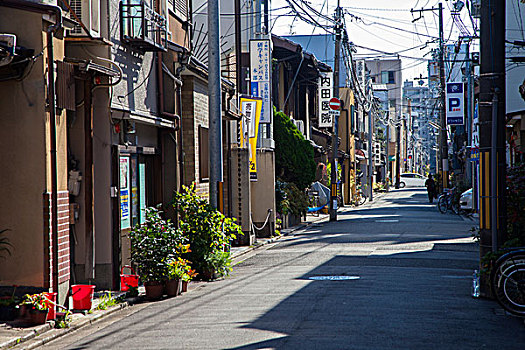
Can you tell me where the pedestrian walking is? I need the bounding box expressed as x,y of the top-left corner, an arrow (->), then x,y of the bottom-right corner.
425,174 -> 436,203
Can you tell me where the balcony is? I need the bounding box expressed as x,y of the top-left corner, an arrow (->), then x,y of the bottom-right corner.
120,0 -> 167,51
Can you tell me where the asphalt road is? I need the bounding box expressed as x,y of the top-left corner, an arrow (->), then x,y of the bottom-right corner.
41,188 -> 525,349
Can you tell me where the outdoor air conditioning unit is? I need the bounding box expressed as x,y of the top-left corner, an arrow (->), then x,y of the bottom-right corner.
68,0 -> 100,37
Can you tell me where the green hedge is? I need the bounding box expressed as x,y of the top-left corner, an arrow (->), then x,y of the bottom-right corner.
273,108 -> 316,191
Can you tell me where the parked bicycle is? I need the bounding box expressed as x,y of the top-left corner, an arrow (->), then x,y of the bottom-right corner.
351,184 -> 367,206
491,248 -> 525,316
437,187 -> 459,214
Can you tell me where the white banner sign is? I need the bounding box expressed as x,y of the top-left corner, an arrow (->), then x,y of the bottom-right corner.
445,82 -> 464,125
318,71 -> 333,128
250,39 -> 271,124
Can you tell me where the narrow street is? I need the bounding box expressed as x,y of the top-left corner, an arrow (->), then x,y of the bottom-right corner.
41,189 -> 525,350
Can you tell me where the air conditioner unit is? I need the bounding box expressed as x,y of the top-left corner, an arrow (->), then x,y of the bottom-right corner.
68,0 -> 100,37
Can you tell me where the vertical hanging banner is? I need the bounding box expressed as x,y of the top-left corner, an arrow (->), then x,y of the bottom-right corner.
318,71 -> 334,128
119,156 -> 130,229
240,97 -> 263,181
250,39 -> 271,124
445,82 -> 465,125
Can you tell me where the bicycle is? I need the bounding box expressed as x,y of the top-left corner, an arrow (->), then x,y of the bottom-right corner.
437,188 -> 459,214
490,248 -> 525,316
351,184 -> 367,206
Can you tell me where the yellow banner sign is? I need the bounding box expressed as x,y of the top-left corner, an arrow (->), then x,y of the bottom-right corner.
240,97 -> 262,180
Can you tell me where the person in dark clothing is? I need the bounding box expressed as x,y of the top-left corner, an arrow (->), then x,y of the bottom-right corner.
425,174 -> 436,203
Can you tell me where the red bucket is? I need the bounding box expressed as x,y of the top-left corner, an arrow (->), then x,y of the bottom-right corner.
44,292 -> 57,320
71,285 -> 95,310
120,265 -> 139,292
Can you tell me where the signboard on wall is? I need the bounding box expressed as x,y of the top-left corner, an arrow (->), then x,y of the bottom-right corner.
250,39 -> 271,124
240,97 -> 262,181
318,71 -> 334,128
445,82 -> 465,125
119,156 -> 131,229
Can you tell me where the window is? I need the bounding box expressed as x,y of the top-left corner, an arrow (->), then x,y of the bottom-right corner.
169,0 -> 188,21
381,71 -> 395,84
120,0 -> 167,51
199,126 -> 209,181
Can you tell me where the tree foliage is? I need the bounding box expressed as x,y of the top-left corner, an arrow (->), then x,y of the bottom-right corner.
172,184 -> 242,279
273,108 -> 316,191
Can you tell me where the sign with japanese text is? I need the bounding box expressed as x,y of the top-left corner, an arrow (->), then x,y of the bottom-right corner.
119,156 -> 130,229
445,82 -> 465,125
240,97 -> 263,181
470,103 -> 479,162
318,71 -> 334,128
250,40 -> 271,124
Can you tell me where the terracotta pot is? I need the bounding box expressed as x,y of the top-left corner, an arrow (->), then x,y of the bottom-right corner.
144,281 -> 164,300
201,269 -> 218,281
165,279 -> 181,297
28,309 -> 48,325
181,280 -> 188,293
18,307 -> 48,326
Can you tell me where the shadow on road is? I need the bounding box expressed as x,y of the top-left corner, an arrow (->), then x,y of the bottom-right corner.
228,245 -> 524,350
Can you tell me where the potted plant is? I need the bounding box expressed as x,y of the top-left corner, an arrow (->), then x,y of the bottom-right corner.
181,262 -> 198,293
18,293 -> 49,325
173,184 -> 242,280
129,206 -> 184,300
0,286 -> 19,321
166,258 -> 185,297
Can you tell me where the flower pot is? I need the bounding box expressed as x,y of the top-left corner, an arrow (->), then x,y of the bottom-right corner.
18,306 -> 48,326
181,280 -> 188,293
144,281 -> 164,300
201,269 -> 218,281
0,305 -> 18,321
28,308 -> 48,325
165,279 -> 181,297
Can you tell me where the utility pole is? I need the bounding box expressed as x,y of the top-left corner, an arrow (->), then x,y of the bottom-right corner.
411,3 -> 447,190
478,0 -> 507,296
464,37 -> 473,187
330,0 -> 341,221
437,2 -> 448,190
368,108 -> 374,201
385,116 -> 390,192
208,0 -> 223,209
395,123 -> 401,188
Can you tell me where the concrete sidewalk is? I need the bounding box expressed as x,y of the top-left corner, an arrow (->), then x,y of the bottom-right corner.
0,211 -> 331,350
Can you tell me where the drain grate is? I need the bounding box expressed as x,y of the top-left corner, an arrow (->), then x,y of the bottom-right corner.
308,275 -> 360,281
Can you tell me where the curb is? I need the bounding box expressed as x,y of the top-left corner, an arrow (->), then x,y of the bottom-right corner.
1,303 -> 130,350
230,214 -> 329,263
2,214 -> 329,350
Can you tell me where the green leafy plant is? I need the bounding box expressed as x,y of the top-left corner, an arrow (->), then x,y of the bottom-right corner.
95,292 -> 121,311
0,229 -> 12,259
273,108 -> 316,191
275,218 -> 282,236
173,184 -> 242,279
20,293 -> 49,311
167,257 -> 197,281
125,286 -> 139,298
129,206 -> 187,283
54,311 -> 72,329
0,285 -> 18,307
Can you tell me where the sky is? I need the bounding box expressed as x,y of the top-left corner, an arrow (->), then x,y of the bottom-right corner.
270,0 -> 478,85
